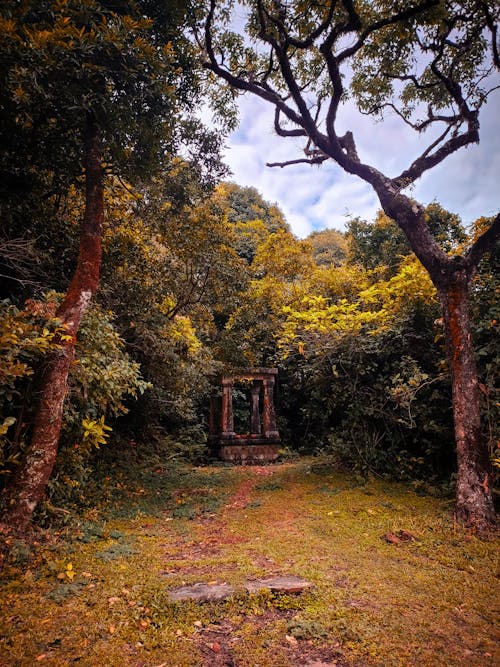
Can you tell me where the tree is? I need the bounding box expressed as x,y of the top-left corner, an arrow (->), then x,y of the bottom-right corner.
0,0 -> 217,528
307,228 -> 347,267
216,182 -> 290,262
98,167 -> 247,434
201,0 -> 500,527
220,227 -> 314,365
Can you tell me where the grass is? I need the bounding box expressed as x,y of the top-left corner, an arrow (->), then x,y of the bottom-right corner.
0,458 -> 498,666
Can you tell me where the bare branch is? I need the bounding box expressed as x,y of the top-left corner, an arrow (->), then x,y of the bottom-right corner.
393,120 -> 478,189
274,107 -> 307,137
338,131 -> 359,162
364,100 -> 461,133
418,123 -> 454,157
267,156 -> 329,168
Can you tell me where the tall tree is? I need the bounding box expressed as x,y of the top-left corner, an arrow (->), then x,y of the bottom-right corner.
0,0 -> 218,528
200,0 -> 500,527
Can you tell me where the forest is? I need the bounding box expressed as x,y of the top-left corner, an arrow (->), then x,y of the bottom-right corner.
0,1 -> 499,665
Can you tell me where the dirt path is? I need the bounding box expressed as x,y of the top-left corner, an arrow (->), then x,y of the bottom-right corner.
1,460 -> 498,667
169,466 -> 345,666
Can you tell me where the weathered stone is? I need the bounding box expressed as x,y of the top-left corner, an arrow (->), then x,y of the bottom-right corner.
245,575 -> 311,594
168,582 -> 235,602
209,368 -> 280,463
167,575 -> 311,603
218,443 -> 280,463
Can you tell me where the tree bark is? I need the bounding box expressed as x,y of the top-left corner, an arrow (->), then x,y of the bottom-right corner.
378,196 -> 496,529
2,115 -> 104,529
438,271 -> 496,529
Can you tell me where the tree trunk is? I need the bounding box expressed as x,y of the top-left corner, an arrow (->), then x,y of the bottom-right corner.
438,270 -> 496,529
376,194 -> 496,529
2,115 -> 104,529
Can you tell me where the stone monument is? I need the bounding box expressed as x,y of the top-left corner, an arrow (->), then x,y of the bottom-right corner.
209,368 -> 280,463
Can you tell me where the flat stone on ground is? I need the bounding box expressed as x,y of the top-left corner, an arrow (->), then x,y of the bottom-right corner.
245,575 -> 311,594
168,582 -> 235,602
168,575 -> 311,602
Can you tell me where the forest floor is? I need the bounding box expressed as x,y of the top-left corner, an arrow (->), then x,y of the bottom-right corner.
0,457 -> 499,667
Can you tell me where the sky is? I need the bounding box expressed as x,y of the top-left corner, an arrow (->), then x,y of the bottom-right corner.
222,92 -> 500,238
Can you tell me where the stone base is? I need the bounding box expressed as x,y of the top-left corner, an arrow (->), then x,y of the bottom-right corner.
218,443 -> 280,463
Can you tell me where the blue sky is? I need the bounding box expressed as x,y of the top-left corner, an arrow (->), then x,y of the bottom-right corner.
222,92 -> 500,238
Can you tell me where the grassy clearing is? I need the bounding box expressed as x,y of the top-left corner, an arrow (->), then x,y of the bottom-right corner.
1,458 -> 498,666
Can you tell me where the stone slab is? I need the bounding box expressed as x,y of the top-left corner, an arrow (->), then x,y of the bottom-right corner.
245,576 -> 311,594
167,576 -> 311,602
168,582 -> 235,602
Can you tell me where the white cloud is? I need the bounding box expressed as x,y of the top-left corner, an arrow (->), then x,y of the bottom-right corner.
223,91 -> 500,237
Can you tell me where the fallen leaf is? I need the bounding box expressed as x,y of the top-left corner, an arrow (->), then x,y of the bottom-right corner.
36,655 -> 46,661
208,642 -> 221,653
109,625 -> 116,634
285,635 -> 298,645
108,596 -> 121,605
383,533 -> 402,545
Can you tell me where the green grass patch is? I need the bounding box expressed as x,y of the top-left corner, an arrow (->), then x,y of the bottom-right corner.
0,458 -> 498,667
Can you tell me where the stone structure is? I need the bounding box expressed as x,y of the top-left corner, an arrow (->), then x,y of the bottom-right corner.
209,368 -> 280,463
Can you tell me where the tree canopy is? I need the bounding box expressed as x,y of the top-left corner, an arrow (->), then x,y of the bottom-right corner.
0,0 -> 498,531
200,0 -> 499,528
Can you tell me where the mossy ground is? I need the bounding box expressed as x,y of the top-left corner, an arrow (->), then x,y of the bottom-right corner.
1,458 -> 498,666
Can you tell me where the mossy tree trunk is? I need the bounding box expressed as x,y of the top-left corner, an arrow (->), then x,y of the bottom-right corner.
379,194 -> 497,529
438,272 -> 496,528
2,115 -> 104,530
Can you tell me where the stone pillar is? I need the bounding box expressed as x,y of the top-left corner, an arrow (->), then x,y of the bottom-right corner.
262,377 -> 279,439
221,378 -> 235,436
250,381 -> 262,435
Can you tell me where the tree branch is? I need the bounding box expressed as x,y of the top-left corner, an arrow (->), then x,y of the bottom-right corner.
337,0 -> 440,62
274,107 -> 307,137
467,212 -> 500,269
203,0 -> 311,137
482,2 -> 500,69
267,156 -> 329,168
393,122 -> 478,190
